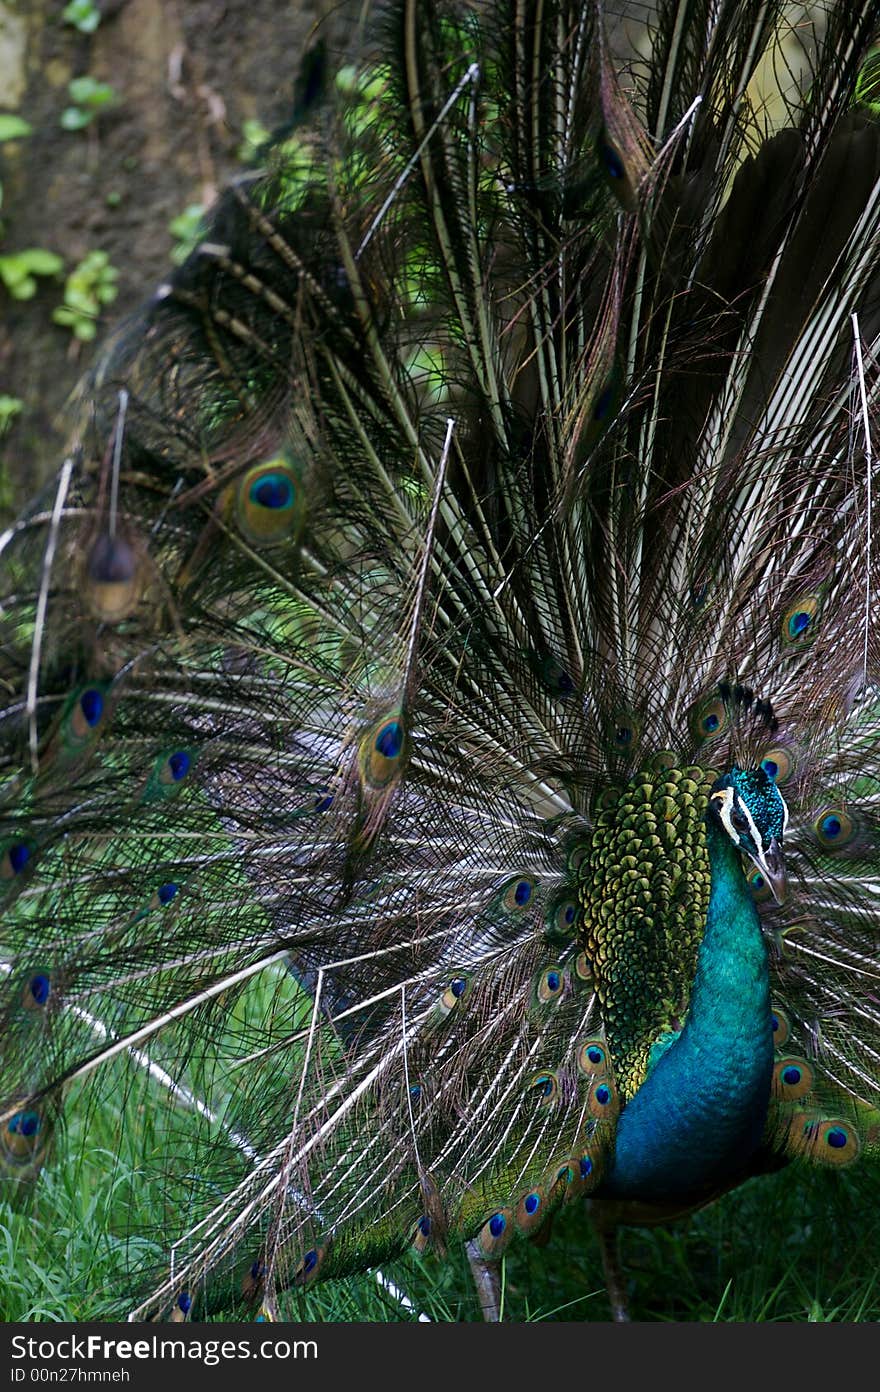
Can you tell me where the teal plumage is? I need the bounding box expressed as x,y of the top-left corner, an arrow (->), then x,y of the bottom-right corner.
2,0 -> 880,1322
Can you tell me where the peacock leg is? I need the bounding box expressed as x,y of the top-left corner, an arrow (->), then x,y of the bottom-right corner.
597,1226 -> 630,1323
465,1239 -> 502,1322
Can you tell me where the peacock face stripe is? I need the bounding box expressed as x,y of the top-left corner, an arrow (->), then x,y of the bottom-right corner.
709,769 -> 789,904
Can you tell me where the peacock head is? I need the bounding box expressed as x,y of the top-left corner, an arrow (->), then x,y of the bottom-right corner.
709,767 -> 789,905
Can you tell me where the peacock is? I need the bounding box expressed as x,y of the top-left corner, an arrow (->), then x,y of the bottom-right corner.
2,0 -> 880,1324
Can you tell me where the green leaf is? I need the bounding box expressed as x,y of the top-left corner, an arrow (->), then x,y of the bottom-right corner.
61,0 -> 101,33
0,396 -> 23,433
61,107 -> 92,131
0,249 -> 63,299
0,116 -> 32,142
16,248 -> 64,276
0,262 -> 36,298
68,77 -> 115,109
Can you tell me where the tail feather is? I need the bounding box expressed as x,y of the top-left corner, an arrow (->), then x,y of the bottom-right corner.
1,0 -> 880,1320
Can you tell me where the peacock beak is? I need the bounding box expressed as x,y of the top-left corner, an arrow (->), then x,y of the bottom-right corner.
752,836 -> 787,906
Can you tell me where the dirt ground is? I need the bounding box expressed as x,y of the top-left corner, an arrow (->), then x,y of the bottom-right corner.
0,0 -> 342,507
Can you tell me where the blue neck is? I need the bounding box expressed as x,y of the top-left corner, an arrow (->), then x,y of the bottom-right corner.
603,817 -> 774,1197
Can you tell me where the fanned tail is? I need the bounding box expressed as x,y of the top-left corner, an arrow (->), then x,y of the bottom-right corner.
1,0 -> 880,1321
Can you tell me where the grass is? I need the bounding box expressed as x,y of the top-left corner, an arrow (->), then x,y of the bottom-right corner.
2,862 -> 878,1325
2,1069 -> 879,1323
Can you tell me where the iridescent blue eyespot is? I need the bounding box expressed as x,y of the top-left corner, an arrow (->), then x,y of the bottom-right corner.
782,1066 -> 801,1086
8,843 -> 30,875
489,1213 -> 506,1238
314,790 -> 334,812
595,1085 -> 610,1106
781,596 -> 820,647
503,876 -> 536,912
770,1008 -> 789,1046
8,1111 -> 39,1137
587,1046 -> 604,1066
302,1249 -> 319,1274
600,142 -> 624,179
450,978 -> 467,999
580,1156 -> 593,1179
761,758 -> 779,780
524,1193 -> 540,1216
158,882 -> 178,905
177,1292 -> 192,1314
375,722 -> 403,758
535,1074 -> 555,1099
80,688 -> 104,727
28,975 -> 50,1005
251,474 -> 294,510
689,697 -> 727,744
814,808 -> 854,849
418,1216 -> 430,1236
168,751 -> 190,782
826,1127 -> 847,1150
537,966 -> 566,1004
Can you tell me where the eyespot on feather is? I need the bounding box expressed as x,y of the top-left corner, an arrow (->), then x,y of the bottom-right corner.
514,1187 -> 546,1234
410,1214 -> 433,1255
529,1070 -> 560,1106
605,708 -> 643,756
544,894 -> 579,943
587,1077 -> 619,1119
577,1039 -> 610,1078
142,748 -> 197,804
780,593 -> 820,647
21,972 -> 52,1011
500,875 -> 536,912
812,807 -> 857,850
0,1106 -> 51,1179
434,974 -> 470,1020
84,533 -> 141,623
771,1006 -> 790,1048
543,1157 -> 579,1204
772,1056 -> 814,1101
292,1243 -> 330,1286
574,952 -> 593,985
358,713 -> 407,791
234,457 -> 306,547
746,863 -> 773,904
688,695 -> 728,744
474,1208 -> 513,1259
759,746 -> 797,785
0,839 -> 35,882
786,1115 -> 861,1166
66,684 -> 109,744
534,965 -> 566,1006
